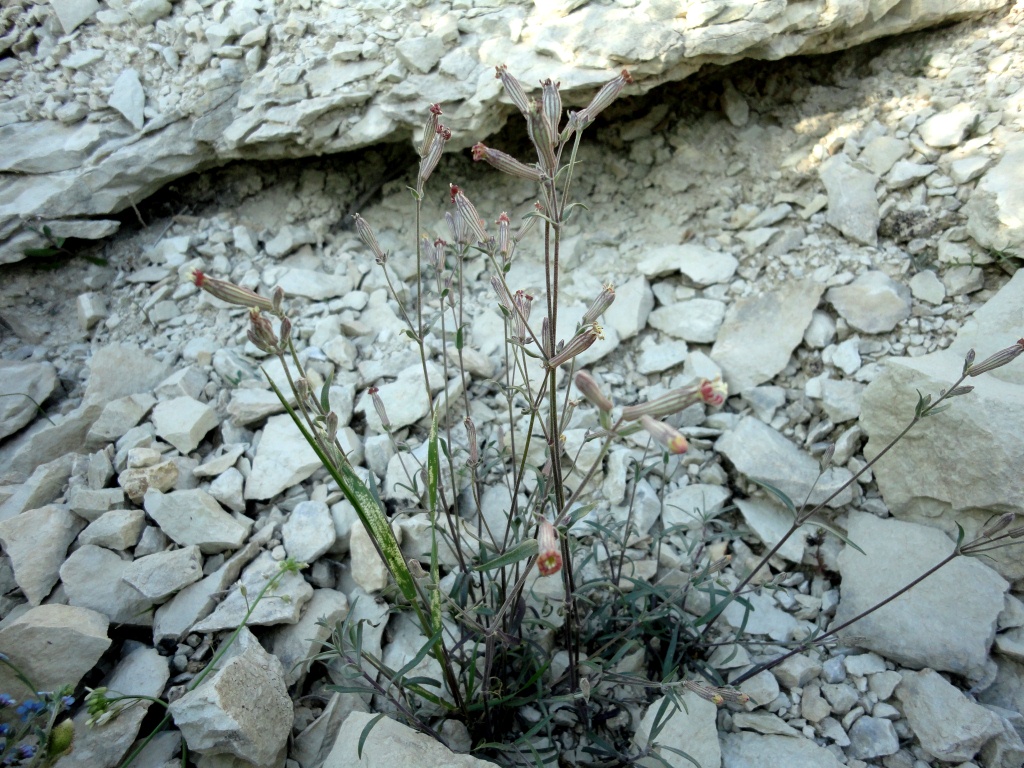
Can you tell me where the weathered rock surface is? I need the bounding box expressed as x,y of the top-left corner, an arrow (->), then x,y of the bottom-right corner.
0,605 -> 109,695
634,692 -> 720,768
859,270 -> 1024,578
324,711 -> 495,768
168,628 -> 292,768
1,0 -> 1008,263
835,513 -> 1007,684
0,503 -> 85,604
0,360 -> 57,440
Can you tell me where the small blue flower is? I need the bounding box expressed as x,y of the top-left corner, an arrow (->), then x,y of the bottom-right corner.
0,694 -> 14,707
16,744 -> 36,759
15,699 -> 45,720
0,724 -> 9,736
61,695 -> 75,709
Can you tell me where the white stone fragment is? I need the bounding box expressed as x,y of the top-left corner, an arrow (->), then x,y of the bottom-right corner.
108,69 -> 146,130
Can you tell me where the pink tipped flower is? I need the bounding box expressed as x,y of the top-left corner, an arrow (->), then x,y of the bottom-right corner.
640,415 -> 688,454
495,64 -> 531,118
536,517 -> 562,577
368,386 -> 391,431
699,376 -> 728,407
490,274 -> 515,315
472,142 -> 543,183
621,378 -> 723,422
187,267 -> 276,312
419,103 -> 443,158
418,124 -> 450,191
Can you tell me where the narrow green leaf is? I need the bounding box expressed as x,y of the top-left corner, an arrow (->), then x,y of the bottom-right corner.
319,369 -> 334,413
474,539 -> 538,571
456,324 -> 465,350
750,478 -> 797,516
804,520 -> 866,555
357,714 -> 386,759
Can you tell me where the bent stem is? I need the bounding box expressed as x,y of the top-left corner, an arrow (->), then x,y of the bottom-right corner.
698,368 -> 973,644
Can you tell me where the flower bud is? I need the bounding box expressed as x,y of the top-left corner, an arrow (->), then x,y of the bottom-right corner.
325,411 -> 338,442
495,64 -> 532,118
472,143 -> 544,183
541,78 -> 562,138
445,210 -> 470,246
582,282 -> 615,325
546,324 -> 602,368
352,214 -> 387,264
272,286 -> 285,314
640,415 -> 688,454
368,386 -> 391,431
295,377 -> 310,403
965,339 -> 1024,377
247,308 -> 279,352
621,380 -> 713,422
451,185 -> 489,244
575,371 -> 613,412
490,275 -> 515,315
418,125 -> 450,191
464,416 -> 479,466
980,512 -> 1016,539
278,315 -> 292,345
579,69 -> 633,125
512,289 -> 533,342
536,517 -> 562,576
527,100 -> 558,175
188,267 -> 276,312
496,212 -> 512,260
419,103 -> 442,158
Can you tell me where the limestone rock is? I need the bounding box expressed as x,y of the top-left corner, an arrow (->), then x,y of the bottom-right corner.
648,299 -> 727,344
143,488 -> 249,553
77,508 -> 146,550
244,414 -> 322,501
191,551 -> 313,632
0,504 -> 85,605
638,244 -> 738,285
60,544 -> 155,625
269,588 -> 349,687
721,732 -> 843,768
918,105 -> 979,148
118,459 -> 179,504
604,276 -> 654,341
150,396 -> 219,455
108,69 -> 146,131
152,542 -> 259,644
51,0 -> 100,33
835,513 -> 1007,684
966,137 -> 1024,256
826,271 -> 911,334
859,271 -> 1024,578
0,360 -> 57,440
324,712 -> 495,768
122,545 -> 204,601
634,692 -> 720,768
0,605 -> 109,695
0,453 -> 76,522
896,668 -> 1003,762
820,155 -> 879,246
711,280 -> 824,393
715,416 -> 857,509
281,500 -> 336,564
168,628 -> 292,768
